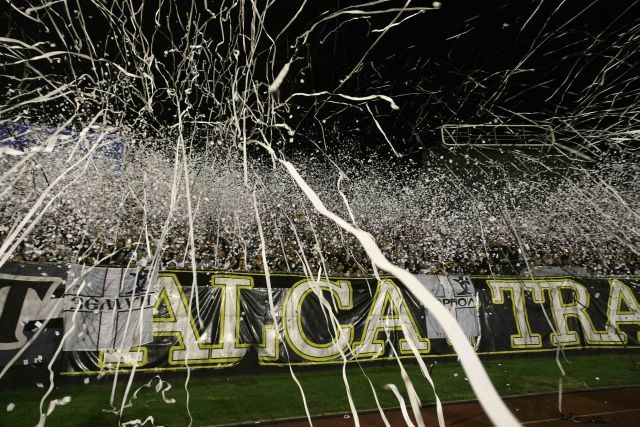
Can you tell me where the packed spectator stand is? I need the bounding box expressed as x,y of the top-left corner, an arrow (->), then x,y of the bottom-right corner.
3,147 -> 637,277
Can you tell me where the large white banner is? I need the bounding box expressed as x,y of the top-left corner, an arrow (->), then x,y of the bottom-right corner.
417,274 -> 480,339
63,265 -> 156,351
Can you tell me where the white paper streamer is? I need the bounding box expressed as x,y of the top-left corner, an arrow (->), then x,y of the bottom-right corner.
278,158 -> 520,427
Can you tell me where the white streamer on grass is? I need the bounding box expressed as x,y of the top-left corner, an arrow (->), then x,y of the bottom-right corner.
387,333 -> 426,427
384,383 -> 416,427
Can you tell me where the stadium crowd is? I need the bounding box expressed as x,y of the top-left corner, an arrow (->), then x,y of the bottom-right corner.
1,146 -> 638,277
4,222 -> 637,276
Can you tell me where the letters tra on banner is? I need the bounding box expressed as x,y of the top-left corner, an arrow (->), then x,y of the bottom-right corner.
63,265 -> 156,351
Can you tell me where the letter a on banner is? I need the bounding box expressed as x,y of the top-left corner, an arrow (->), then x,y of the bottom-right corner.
354,279 -> 429,357
607,279 -> 640,343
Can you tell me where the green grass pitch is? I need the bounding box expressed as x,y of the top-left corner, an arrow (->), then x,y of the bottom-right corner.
1,353 -> 638,426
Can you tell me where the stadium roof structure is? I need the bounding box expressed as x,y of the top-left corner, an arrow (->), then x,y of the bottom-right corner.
440,124 -> 555,147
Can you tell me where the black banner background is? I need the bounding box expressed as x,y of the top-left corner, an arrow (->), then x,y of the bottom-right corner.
1,264 -> 639,375
0,262 -> 65,368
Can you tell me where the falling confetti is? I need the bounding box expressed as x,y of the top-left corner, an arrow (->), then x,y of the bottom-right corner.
0,1 -> 638,427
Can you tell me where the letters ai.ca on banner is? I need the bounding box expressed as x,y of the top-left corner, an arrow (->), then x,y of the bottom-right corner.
63,265 -> 156,351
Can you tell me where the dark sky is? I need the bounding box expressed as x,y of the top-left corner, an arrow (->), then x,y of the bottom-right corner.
280,0 -> 640,150
2,0 -> 639,154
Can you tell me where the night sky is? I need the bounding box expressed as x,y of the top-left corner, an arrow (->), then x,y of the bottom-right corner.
2,1 -> 639,154
282,0 -> 640,149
